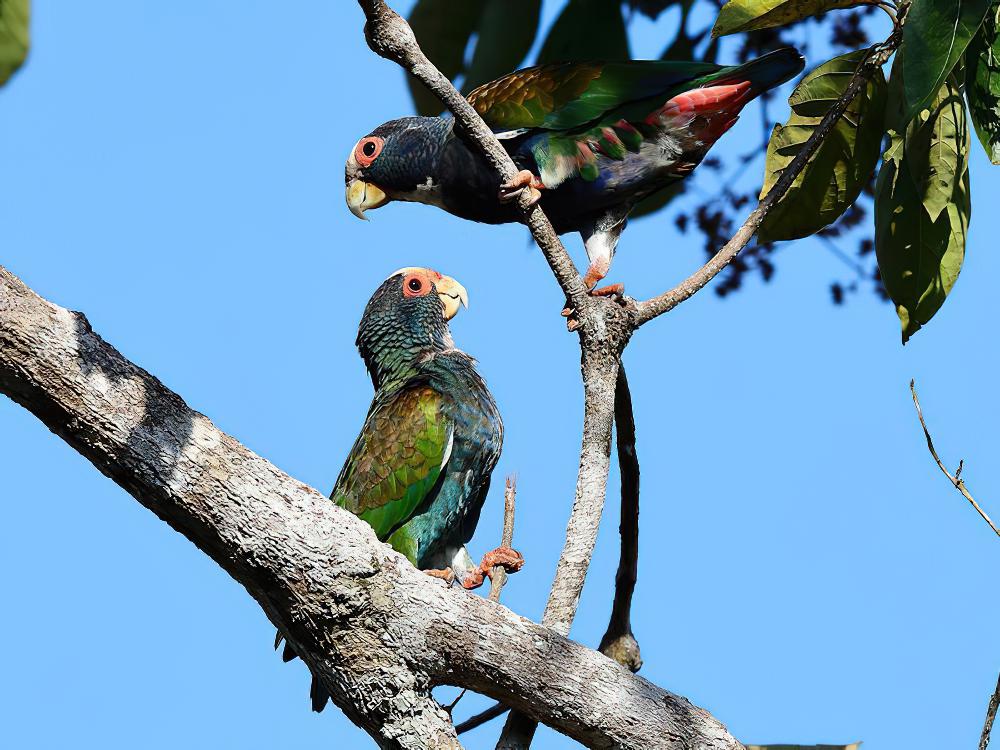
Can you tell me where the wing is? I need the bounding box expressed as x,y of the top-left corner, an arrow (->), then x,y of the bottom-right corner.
333,385 -> 454,541
467,60 -> 724,133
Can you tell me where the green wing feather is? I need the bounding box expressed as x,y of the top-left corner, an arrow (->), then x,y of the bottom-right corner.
333,385 -> 452,542
467,60 -> 724,132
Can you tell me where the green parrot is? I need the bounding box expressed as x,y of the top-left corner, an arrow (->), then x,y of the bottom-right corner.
280,267 -> 521,711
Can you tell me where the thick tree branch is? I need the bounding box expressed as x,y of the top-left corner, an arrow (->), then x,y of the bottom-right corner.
0,266 -> 745,750
910,380 -> 1000,538
634,32 -> 902,326
599,365 -> 642,672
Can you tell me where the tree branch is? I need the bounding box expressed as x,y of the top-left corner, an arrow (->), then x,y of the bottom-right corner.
599,365 -> 642,672
982,672 -> 1000,750
909,380 -> 1000,538
487,477 -> 518,603
355,0 -> 588,310
634,32 -> 903,326
0,266 -> 746,750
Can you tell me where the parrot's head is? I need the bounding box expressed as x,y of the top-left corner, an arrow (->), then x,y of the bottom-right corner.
356,267 -> 469,386
345,117 -> 450,220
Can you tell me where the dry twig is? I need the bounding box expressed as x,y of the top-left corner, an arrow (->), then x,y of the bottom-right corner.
910,380 -> 1000,537
981,672 -> 1000,750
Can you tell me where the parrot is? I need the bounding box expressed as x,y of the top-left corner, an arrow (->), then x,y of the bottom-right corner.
345,48 -> 804,294
280,267 -> 521,712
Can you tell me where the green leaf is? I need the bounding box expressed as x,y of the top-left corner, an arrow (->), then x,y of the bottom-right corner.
875,69 -> 971,343
462,0 -> 542,94
538,0 -> 629,65
745,745 -> 862,750
757,50 -> 887,242
965,3 -> 1000,163
712,0 -> 865,37
901,0 -> 991,122
0,0 -> 29,87
406,0 -> 485,115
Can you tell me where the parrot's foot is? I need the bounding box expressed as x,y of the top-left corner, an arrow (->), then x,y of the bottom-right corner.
423,567 -> 456,585
480,546 -> 525,578
499,170 -> 544,206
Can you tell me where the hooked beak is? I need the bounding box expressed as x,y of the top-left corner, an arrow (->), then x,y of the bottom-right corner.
434,275 -> 469,321
346,179 -> 389,220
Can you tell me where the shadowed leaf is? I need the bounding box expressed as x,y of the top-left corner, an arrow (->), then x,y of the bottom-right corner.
966,3 -> 1000,163
406,0 -> 485,115
712,0 -> 865,37
0,0 -> 29,87
875,61 -> 970,343
462,0 -> 542,94
758,49 -> 887,241
901,0 -> 991,122
538,0 -> 629,64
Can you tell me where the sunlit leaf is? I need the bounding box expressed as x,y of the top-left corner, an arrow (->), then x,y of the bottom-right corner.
406,0 -> 485,115
712,0 -> 865,37
758,50 -> 887,241
538,0 -> 629,64
901,0 -> 991,122
965,2 -> 1000,163
0,0 -> 29,87
462,0 -> 541,94
875,67 -> 971,343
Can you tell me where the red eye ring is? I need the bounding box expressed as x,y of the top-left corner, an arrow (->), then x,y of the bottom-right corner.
403,273 -> 428,298
354,136 -> 384,168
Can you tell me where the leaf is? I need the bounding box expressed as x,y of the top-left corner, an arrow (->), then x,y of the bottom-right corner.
631,0 -> 677,19
901,0 -> 991,122
965,2 -> 1000,163
462,0 -> 542,94
757,50 -> 887,242
406,0 -> 485,115
0,0 -> 29,87
745,745 -> 862,750
712,0 -> 865,37
538,0 -> 629,65
875,70 -> 971,343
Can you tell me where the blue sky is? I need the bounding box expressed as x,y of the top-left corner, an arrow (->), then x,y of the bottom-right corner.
1,2 -> 998,749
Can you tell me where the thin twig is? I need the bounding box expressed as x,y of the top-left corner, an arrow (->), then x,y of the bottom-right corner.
909,380 -> 1000,537
981,672 -> 1000,750
598,365 -> 642,672
489,476 -> 518,602
634,31 -> 903,326
456,702 -> 510,735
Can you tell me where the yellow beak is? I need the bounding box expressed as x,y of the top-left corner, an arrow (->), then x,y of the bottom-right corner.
435,275 -> 469,321
346,179 -> 389,220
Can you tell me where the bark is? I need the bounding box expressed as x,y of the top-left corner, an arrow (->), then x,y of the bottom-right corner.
0,266 -> 744,750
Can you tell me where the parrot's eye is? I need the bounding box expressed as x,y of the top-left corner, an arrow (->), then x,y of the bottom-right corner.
402,273 -> 428,298
355,136 -> 384,168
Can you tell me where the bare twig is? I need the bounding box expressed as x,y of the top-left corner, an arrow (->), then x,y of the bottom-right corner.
981,672 -> 1000,750
598,365 -> 642,672
910,380 -> 1000,537
488,477 -> 518,603
634,32 -> 903,326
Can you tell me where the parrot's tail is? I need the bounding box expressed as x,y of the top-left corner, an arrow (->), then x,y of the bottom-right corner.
720,47 -> 805,96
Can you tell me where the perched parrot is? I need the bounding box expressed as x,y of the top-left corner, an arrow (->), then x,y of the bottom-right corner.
280,267 -> 521,712
346,48 -> 804,292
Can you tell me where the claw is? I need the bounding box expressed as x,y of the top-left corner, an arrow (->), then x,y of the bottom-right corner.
423,567 -> 456,586
499,170 -> 544,206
